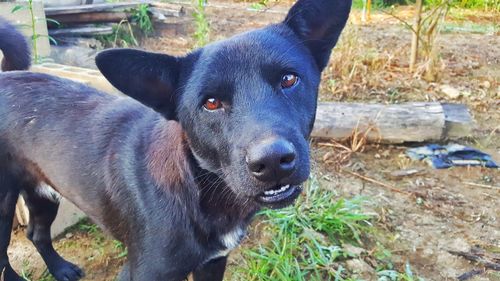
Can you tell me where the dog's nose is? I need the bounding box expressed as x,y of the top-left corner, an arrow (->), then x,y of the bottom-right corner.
246,138 -> 297,182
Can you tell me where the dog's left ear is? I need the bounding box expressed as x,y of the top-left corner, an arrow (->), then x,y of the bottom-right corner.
96,49 -> 181,120
284,0 -> 352,71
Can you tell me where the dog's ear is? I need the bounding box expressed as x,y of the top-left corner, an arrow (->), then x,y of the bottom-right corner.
96,49 -> 181,120
284,0 -> 352,71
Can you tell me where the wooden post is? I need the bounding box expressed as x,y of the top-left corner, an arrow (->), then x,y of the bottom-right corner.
410,0 -> 423,72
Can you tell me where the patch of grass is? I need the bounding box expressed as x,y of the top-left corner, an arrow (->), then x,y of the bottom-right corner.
96,4 -> 153,48
353,0 -> 413,10
449,0 -> 500,11
248,0 -> 270,10
234,176 -> 373,280
442,22 -> 499,34
113,240 -> 128,259
324,23 -> 400,101
378,262 -> 425,281
96,20 -> 138,48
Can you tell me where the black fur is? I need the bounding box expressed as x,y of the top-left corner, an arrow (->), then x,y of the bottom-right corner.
0,1 -> 351,280
0,18 -> 30,71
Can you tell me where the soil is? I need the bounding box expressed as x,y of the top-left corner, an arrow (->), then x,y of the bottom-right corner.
8,1 -> 499,280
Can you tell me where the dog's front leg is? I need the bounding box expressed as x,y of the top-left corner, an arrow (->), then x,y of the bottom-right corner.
117,262 -> 130,281
192,256 -> 228,281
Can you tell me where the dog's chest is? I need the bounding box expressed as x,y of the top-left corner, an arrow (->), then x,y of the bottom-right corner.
209,227 -> 245,260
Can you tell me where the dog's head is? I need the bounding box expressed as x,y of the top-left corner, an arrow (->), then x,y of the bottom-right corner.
96,0 -> 351,208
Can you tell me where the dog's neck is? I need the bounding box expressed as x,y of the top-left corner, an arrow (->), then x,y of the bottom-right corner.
145,119 -> 258,235
192,166 -> 259,228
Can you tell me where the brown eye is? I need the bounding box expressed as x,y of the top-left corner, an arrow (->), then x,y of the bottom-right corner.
203,98 -> 223,111
281,73 -> 298,89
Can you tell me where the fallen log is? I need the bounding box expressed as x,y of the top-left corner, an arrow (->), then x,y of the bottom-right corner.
49,12 -> 129,25
312,102 -> 472,143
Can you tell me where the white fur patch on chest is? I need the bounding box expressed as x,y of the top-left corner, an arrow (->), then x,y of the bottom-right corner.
221,227 -> 245,250
208,227 -> 245,261
36,182 -> 62,202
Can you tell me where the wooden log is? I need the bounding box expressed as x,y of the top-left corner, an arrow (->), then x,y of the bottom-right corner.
44,2 -> 147,16
49,25 -> 113,37
49,12 -> 129,25
312,102 -> 472,143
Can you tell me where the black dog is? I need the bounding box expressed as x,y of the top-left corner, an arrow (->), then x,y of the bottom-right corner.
0,0 -> 351,280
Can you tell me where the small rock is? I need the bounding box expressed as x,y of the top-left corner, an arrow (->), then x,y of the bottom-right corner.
389,168 -> 422,179
440,84 -> 461,99
381,150 -> 391,158
444,238 -> 471,252
343,244 -> 366,257
461,90 -> 472,98
346,259 -> 376,280
481,80 -> 491,89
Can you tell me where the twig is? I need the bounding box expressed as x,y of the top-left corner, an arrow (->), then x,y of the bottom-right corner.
448,250 -> 500,271
457,269 -> 485,281
464,182 -> 500,190
341,169 -> 410,195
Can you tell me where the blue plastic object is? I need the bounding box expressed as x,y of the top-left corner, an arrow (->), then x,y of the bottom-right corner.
406,144 -> 499,169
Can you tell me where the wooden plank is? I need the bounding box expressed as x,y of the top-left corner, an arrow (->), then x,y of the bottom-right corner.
49,12 -> 129,25
150,2 -> 185,17
44,2 -> 147,16
49,25 -> 113,36
312,102 -> 472,143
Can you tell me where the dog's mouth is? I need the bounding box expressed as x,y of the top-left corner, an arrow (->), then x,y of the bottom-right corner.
256,184 -> 302,206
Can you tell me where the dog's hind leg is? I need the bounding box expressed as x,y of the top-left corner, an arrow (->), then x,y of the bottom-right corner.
0,172 -> 24,281
23,185 -> 84,281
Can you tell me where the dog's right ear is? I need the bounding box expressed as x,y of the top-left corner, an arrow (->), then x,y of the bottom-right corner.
284,0 -> 352,71
96,49 -> 181,120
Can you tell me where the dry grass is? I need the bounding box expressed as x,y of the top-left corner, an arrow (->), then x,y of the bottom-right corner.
321,22 -> 412,102
319,122 -> 379,170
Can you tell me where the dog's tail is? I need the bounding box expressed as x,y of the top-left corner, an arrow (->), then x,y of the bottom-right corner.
0,17 -> 31,71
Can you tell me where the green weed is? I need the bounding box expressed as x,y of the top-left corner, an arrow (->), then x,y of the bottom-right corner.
131,4 -> 154,36
378,262 -> 425,281
192,0 -> 210,47
113,240 -> 128,259
234,176 -> 372,281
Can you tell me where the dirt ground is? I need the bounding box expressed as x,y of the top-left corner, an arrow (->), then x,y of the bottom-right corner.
8,1 -> 499,280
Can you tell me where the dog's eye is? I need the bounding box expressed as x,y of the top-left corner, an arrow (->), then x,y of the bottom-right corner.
281,73 -> 299,89
203,98 -> 223,111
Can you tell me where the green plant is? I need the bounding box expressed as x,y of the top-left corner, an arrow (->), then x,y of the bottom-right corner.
353,0 -> 413,9
11,0 -> 59,63
249,0 -> 270,10
235,176 -> 373,281
192,0 -> 210,47
96,20 -> 139,48
96,4 -> 153,48
131,4 -> 154,36
113,240 -> 128,259
445,0 -> 498,10
378,262 -> 425,281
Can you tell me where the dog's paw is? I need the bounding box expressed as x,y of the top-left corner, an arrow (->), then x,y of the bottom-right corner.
50,261 -> 84,281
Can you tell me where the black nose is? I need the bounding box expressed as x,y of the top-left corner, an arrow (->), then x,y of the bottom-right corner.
246,138 -> 297,182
